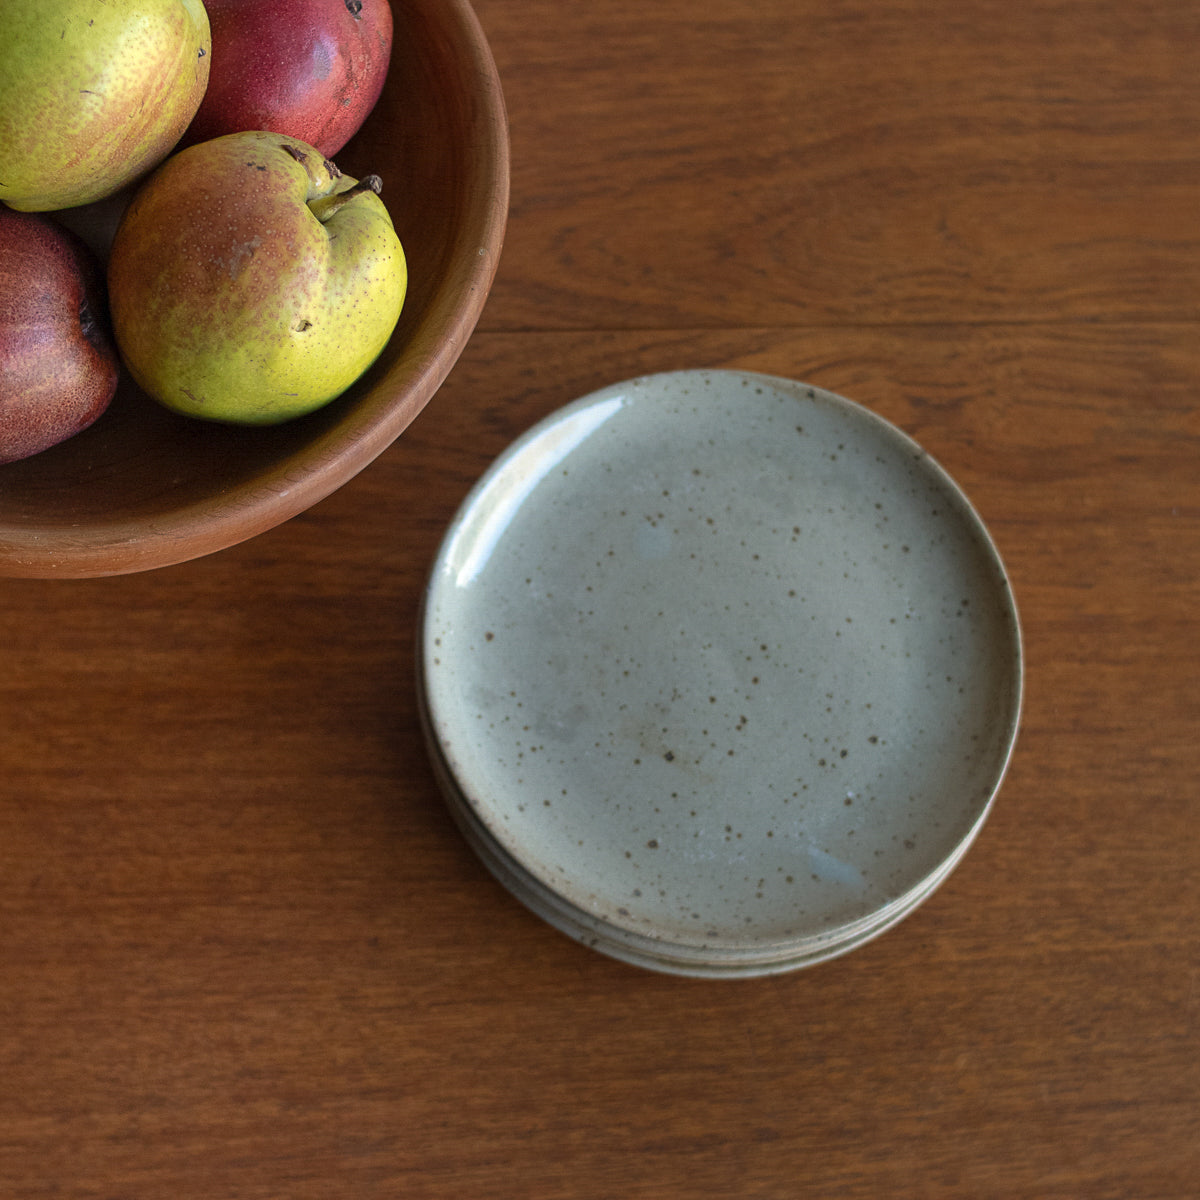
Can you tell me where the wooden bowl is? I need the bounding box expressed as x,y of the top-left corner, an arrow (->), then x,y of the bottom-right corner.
0,0 -> 508,578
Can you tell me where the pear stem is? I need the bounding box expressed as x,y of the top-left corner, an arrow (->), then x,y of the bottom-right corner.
309,175 -> 383,223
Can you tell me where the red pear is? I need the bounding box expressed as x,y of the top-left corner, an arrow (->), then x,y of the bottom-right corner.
0,209 -> 120,464
182,0 -> 393,158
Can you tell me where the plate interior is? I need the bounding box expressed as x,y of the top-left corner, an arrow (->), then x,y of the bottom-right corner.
421,371 -> 1021,954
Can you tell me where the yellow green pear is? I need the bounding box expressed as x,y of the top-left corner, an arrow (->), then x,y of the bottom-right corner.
0,0 -> 211,212
108,131 -> 407,425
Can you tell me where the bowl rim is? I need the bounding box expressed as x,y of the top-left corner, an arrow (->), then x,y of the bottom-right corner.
0,0 -> 510,579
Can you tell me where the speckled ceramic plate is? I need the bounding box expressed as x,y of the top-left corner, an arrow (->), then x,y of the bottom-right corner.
417,371 -> 1023,976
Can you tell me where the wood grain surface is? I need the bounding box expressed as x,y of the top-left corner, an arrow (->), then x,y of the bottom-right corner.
2,1 -> 1197,1197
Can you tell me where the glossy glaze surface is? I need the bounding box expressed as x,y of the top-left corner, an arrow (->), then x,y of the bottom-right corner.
421,371 -> 1022,972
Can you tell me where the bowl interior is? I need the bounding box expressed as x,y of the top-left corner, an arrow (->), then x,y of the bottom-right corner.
0,0 -> 508,578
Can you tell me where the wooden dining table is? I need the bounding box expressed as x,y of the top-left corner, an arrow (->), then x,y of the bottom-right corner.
3,0 -> 1197,1196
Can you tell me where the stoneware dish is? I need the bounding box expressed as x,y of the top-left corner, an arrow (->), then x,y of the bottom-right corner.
0,0 -> 509,579
418,371 -> 1024,977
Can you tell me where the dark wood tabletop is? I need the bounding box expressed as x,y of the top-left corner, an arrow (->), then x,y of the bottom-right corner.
3,1 -> 1197,1196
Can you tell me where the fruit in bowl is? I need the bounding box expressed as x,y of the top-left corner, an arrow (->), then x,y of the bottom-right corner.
0,0 -> 211,212
182,0 -> 394,158
0,0 -> 509,579
0,210 -> 120,463
109,131 -> 407,425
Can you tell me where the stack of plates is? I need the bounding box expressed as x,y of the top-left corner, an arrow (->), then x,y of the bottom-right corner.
417,371 -> 1023,977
